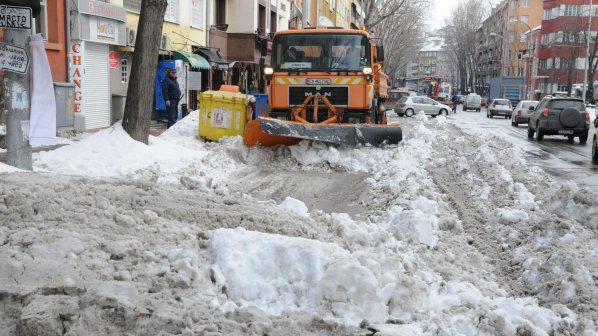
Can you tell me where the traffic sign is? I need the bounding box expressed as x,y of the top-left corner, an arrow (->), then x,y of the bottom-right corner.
0,5 -> 32,30
0,43 -> 29,74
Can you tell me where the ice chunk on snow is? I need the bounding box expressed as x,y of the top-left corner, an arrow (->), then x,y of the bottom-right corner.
210,228 -> 387,324
387,197 -> 439,247
415,110 -> 428,123
279,197 -> 309,217
494,208 -> 529,224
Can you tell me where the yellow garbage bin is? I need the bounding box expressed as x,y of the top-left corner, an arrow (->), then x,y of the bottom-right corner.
198,90 -> 252,141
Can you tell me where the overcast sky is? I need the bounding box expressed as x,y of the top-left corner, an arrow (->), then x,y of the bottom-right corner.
431,0 -> 458,28
431,0 -> 500,29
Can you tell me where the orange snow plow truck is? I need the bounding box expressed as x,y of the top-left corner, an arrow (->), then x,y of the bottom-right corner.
243,27 -> 402,147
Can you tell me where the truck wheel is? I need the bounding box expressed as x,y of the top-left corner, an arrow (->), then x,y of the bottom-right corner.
579,132 -> 588,144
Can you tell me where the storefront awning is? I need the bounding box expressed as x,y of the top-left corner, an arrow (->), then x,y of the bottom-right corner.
195,47 -> 230,70
173,51 -> 211,70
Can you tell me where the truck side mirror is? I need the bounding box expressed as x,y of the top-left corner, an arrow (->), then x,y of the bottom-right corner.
0,0 -> 41,16
376,45 -> 385,62
261,39 -> 268,57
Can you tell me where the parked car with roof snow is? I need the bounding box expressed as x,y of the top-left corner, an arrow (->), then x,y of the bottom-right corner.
395,96 -> 452,117
511,100 -> 539,126
463,94 -> 481,112
487,99 -> 513,118
527,96 -> 591,143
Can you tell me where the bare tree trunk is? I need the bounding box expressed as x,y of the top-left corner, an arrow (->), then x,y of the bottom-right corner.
122,0 -> 167,144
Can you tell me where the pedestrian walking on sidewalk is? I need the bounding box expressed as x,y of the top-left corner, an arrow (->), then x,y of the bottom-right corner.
451,95 -> 458,113
162,68 -> 181,128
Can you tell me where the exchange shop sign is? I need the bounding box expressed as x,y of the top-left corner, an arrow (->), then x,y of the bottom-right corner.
0,5 -> 32,30
0,43 -> 29,74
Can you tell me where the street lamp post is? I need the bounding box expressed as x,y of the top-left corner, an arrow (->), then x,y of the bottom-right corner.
490,32 -> 508,76
582,0 -> 593,104
515,19 -> 534,100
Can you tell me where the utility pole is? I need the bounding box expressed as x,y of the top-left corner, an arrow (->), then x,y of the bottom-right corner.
4,28 -> 32,170
2,1 -> 37,170
583,0 -> 593,104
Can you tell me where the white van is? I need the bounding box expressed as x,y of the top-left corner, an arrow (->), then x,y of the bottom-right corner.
464,94 -> 481,112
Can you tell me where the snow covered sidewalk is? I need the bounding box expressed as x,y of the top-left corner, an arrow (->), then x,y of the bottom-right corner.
1,111 -> 597,335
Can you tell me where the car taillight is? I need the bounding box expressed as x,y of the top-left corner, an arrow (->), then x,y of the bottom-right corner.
585,111 -> 590,118
399,104 -> 406,108
543,108 -> 549,117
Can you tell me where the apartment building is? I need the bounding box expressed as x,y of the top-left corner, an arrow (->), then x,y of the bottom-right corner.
477,0 -> 542,94
537,0 -> 598,96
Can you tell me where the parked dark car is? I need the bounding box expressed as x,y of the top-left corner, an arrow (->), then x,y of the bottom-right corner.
527,96 -> 591,143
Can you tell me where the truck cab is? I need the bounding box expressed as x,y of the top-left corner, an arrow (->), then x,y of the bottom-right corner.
264,28 -> 384,124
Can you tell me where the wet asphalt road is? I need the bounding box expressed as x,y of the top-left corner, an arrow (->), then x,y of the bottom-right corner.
389,104 -> 598,193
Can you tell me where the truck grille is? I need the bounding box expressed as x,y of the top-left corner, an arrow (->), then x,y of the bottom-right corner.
289,86 -> 349,106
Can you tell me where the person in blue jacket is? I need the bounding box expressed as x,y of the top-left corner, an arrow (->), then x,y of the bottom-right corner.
162,68 -> 181,128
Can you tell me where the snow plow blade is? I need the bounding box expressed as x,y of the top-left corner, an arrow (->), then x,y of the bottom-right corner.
244,117 -> 402,147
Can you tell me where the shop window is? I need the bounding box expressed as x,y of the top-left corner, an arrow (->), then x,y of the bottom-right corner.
120,59 -> 128,83
33,0 -> 48,40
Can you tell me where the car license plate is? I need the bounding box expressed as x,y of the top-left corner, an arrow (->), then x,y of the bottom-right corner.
558,130 -> 574,135
306,78 -> 331,85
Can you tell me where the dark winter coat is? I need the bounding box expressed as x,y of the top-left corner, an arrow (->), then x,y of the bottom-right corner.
162,75 -> 181,101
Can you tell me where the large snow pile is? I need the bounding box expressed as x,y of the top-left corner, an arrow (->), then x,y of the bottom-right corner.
1,111 -> 597,334
34,121 -> 208,179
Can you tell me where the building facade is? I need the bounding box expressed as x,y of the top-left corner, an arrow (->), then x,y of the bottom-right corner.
477,0 -> 542,94
537,0 -> 598,97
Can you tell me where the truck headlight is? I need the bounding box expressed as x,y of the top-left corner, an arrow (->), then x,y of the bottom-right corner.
362,67 -> 373,75
264,67 -> 274,75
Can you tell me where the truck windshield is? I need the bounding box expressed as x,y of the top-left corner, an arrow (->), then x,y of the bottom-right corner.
272,34 -> 371,72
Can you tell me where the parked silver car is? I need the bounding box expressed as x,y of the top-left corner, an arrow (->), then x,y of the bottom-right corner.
487,99 -> 513,119
511,100 -> 538,126
395,96 -> 452,117
528,96 -> 591,143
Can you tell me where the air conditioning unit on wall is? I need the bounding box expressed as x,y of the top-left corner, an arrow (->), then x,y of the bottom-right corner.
160,34 -> 169,50
127,28 -> 137,46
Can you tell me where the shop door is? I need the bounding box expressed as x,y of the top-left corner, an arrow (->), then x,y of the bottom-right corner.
84,43 -> 111,129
